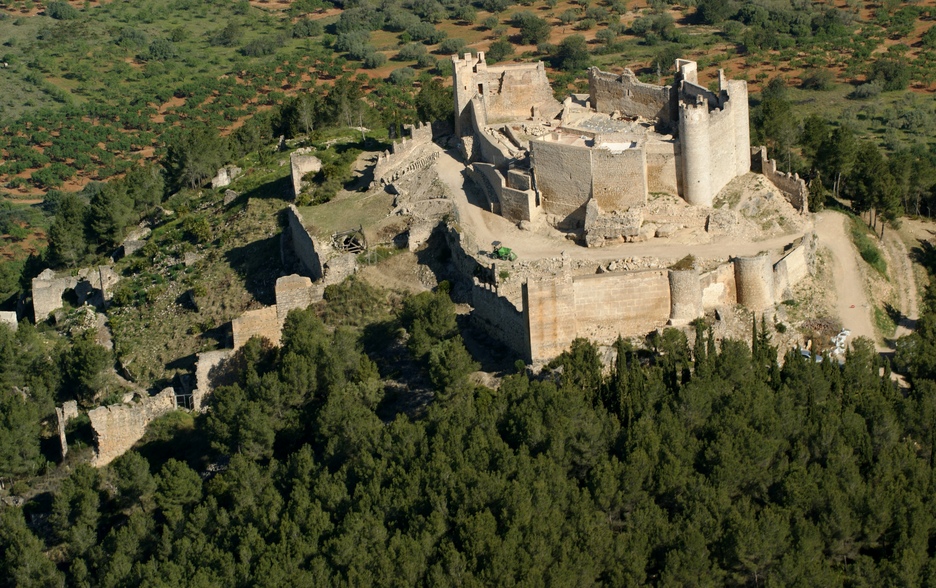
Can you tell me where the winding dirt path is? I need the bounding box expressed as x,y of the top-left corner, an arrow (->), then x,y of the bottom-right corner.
813,211 -> 878,349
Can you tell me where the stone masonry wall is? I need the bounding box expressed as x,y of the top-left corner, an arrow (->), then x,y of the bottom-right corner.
193,349 -> 232,412
751,146 -> 809,213
88,388 -> 176,467
572,270 -> 671,334
290,149 -> 322,198
275,274 -> 324,323
590,146 -> 647,211
473,163 -> 536,222
232,306 -> 281,349
530,139 -> 593,225
588,68 -> 674,125
700,262 -> 737,308
469,99 -> 513,167
524,274 -> 576,363
286,205 -> 324,280
371,122 -> 436,187
773,244 -> 809,301
646,140 -> 680,195
471,281 -> 529,358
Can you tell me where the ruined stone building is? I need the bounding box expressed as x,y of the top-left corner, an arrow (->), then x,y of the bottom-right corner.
452,55 -> 756,234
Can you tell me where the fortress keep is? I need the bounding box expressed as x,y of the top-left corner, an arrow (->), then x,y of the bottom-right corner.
452,56 -> 759,233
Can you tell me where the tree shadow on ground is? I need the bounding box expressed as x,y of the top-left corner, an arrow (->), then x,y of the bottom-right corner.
229,174 -> 293,207
224,234 -> 281,306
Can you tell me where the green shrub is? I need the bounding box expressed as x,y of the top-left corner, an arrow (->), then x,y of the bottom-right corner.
850,218 -> 887,276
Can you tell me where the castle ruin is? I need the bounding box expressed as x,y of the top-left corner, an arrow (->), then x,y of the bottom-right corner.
452,56 -> 773,236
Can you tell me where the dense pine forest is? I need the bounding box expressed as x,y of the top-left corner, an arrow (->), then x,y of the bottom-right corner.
3,275 -> 936,586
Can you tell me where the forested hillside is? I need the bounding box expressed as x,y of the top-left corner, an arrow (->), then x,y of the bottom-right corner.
4,277 -> 936,585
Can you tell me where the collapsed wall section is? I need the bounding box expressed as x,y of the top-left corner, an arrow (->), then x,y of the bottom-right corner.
88,388 -> 176,467
588,68 -> 674,125
472,163 -> 537,223
751,146 -> 809,213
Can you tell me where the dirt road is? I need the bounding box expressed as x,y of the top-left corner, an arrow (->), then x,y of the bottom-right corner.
813,211 -> 878,348
436,149 -> 806,263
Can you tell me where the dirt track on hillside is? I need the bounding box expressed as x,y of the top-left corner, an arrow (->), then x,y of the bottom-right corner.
813,211 -> 878,349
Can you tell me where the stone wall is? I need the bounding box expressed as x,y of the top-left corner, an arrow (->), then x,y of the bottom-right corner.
530,138 -> 593,225
700,263 -> 737,308
588,67 -> 675,125
232,306 -> 281,349
590,146 -> 647,211
275,274 -> 324,322
524,274 -> 576,362
773,243 -> 809,301
751,146 -> 809,213
472,163 -> 536,223
371,122 -> 436,187
646,140 -> 680,195
285,205 -> 324,280
0,311 -> 17,331
468,99 -> 513,167
193,350 -> 232,412
290,149 -> 322,198
471,281 -> 528,357
88,388 -> 176,467
573,270 -> 671,334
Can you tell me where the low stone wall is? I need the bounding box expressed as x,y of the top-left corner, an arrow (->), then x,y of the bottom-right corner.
751,146 -> 809,213
88,388 -> 176,467
285,205 -> 324,280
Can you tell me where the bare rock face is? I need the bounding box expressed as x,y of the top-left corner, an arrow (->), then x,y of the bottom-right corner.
705,208 -> 738,233
223,189 -> 239,206
210,165 -> 242,189
655,223 -> 678,238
